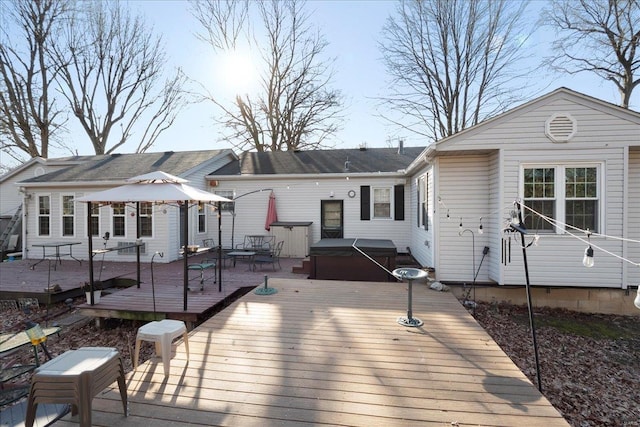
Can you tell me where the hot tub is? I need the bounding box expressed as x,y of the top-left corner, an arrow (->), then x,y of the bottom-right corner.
309,238 -> 397,282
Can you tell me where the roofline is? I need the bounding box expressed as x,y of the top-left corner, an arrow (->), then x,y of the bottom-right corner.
18,180 -> 128,188
178,149 -> 237,177
405,145 -> 435,175
207,171 -> 408,181
1,156 -> 92,182
435,87 -> 640,151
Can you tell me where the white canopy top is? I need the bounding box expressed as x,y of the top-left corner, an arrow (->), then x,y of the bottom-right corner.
125,171 -> 188,184
75,171 -> 231,204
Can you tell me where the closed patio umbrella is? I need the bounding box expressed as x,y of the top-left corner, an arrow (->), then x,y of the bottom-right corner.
265,191 -> 278,231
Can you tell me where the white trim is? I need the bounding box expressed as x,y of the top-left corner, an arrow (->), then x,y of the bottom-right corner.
520,162 -> 604,234
111,202 -> 127,238
60,193 -> 76,238
37,193 -> 51,237
372,186 -> 393,220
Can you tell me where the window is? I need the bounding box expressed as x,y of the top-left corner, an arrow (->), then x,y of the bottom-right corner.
90,204 -> 100,237
215,190 -> 234,213
38,195 -> 50,236
523,168 -> 555,231
139,202 -> 153,237
523,165 -> 599,233
373,188 -> 391,218
360,185 -> 404,221
112,203 -> 126,237
419,175 -> 428,230
565,167 -> 598,232
62,195 -> 75,236
197,201 -> 206,233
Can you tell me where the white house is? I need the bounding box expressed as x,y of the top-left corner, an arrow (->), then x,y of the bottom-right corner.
5,88 -> 639,292
0,156 -> 92,253
406,88 -> 640,290
14,150 -> 237,263
207,146 -> 426,258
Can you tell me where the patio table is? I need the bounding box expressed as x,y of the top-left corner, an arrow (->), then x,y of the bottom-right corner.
227,251 -> 256,270
30,242 -> 82,270
24,347 -> 127,427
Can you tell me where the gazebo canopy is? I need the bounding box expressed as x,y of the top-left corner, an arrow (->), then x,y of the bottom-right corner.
75,171 -> 232,311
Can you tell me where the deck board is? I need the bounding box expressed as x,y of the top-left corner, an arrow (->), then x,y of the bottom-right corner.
51,278 -> 568,426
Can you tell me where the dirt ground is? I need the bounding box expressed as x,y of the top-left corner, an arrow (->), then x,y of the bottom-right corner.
2,297 -> 639,426
470,301 -> 640,427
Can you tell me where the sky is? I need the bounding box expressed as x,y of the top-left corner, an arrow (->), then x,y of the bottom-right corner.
29,0 -> 640,157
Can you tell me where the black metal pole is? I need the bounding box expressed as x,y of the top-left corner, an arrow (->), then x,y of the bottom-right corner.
407,279 -> 413,320
516,203 -> 542,392
182,201 -> 189,311
136,201 -> 141,288
87,202 -> 95,305
217,201 -> 222,292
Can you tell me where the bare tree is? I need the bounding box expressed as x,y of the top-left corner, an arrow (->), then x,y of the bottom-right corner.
52,1 -> 187,155
192,0 -> 343,152
543,0 -> 640,108
0,0 -> 69,162
379,0 -> 530,142
191,0 -> 249,50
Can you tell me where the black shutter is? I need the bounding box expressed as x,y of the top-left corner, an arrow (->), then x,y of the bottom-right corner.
394,184 -> 404,221
360,186 -> 370,220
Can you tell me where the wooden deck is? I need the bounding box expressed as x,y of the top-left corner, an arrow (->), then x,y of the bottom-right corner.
0,256 -> 306,326
52,278 -> 568,426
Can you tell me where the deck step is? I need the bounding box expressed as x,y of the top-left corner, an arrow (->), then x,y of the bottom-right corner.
292,259 -> 310,275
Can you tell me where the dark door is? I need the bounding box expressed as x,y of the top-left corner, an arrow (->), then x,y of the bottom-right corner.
321,200 -> 343,238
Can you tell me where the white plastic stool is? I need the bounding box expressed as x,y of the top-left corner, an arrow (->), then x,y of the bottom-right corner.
133,319 -> 189,376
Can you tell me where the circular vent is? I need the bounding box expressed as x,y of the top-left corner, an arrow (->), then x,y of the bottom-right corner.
545,113 -> 577,143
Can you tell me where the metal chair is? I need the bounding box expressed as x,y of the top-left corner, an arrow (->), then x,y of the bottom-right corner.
203,239 -> 232,267
253,240 -> 283,271
237,235 -> 274,255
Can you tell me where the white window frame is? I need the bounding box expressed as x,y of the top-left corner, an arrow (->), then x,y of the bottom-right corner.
197,201 -> 207,234
139,202 -> 154,238
89,203 -> 101,237
37,194 -> 51,237
61,194 -> 76,237
214,190 -> 235,214
520,163 -> 603,234
372,187 -> 392,219
111,202 -> 127,238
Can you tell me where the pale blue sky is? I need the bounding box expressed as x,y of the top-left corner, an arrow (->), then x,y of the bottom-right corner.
59,0 -> 639,156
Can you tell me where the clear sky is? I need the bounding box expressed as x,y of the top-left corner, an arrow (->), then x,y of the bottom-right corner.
52,0 -> 640,157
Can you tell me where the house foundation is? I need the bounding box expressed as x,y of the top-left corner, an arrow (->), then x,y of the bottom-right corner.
447,284 -> 640,316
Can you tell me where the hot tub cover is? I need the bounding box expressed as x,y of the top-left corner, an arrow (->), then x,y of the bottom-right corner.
309,238 -> 397,257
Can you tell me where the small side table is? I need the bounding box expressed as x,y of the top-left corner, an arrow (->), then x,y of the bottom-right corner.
227,251 -> 256,270
25,347 -> 127,427
134,319 -> 190,377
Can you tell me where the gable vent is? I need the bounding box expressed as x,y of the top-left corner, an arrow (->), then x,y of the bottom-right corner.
545,113 -> 577,143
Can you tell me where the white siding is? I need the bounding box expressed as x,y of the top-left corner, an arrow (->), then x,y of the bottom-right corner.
500,147 -> 625,287
487,151 -> 502,283
22,186 -> 175,263
409,164 -> 434,268
431,90 -> 640,289
214,175 -> 413,254
628,148 -> 640,287
438,95 -> 640,153
0,162 -> 67,217
435,155 -> 491,283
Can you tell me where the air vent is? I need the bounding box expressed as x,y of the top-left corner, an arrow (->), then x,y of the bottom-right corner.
545,113 -> 577,143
